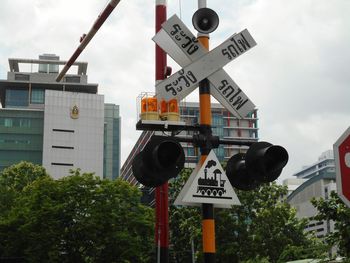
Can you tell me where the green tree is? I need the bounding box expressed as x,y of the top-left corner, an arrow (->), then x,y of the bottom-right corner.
277,243 -> 329,263
169,168 -> 324,262
311,191 -> 350,258
0,161 -> 49,216
216,183 -> 324,263
169,168 -> 202,262
0,168 -> 154,262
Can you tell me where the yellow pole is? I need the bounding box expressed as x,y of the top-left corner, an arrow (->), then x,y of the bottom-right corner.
198,35 -> 216,263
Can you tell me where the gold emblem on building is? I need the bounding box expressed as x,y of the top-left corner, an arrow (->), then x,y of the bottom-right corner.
70,105 -> 79,119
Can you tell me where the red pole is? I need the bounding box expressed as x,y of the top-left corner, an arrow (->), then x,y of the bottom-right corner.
155,1 -> 168,262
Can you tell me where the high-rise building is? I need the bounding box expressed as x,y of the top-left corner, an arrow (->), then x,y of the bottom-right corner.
293,150 -> 335,179
286,150 -> 336,240
0,54 -> 120,179
104,103 -> 121,180
120,102 -> 258,186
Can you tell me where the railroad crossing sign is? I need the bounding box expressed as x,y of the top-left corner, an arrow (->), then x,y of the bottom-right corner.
153,15 -> 256,118
175,150 -> 240,208
334,127 -> 350,208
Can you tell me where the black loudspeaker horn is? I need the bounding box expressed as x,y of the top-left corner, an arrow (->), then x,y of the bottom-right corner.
132,136 -> 185,187
226,141 -> 289,190
192,8 -> 219,34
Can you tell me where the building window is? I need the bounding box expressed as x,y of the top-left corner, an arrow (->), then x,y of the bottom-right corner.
214,147 -> 225,160
187,147 -> 195,157
5,89 -> 29,107
0,118 -> 31,128
3,118 -> 13,127
20,119 -> 31,128
212,114 -> 223,127
31,88 -> 45,104
49,64 -> 59,73
65,76 -> 80,83
0,139 -> 30,144
39,63 -> 59,73
14,74 -> 30,81
39,63 -> 48,73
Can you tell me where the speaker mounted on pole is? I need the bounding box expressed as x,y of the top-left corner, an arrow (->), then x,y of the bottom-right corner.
192,7 -> 219,34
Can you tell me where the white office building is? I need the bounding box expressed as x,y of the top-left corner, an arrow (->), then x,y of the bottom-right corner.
286,150 -> 336,239
42,90 -> 104,179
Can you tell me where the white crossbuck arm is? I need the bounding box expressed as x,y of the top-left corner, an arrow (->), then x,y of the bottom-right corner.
153,15 -> 257,118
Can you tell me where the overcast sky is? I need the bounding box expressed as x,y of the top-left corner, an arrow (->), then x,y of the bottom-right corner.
0,0 -> 349,182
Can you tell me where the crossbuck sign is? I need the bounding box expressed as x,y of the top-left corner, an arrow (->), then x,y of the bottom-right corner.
153,15 -> 257,118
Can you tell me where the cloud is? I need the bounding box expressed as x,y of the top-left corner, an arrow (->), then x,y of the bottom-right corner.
217,0 -> 350,180
0,0 -> 349,182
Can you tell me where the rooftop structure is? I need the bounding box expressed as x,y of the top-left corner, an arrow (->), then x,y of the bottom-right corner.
293,150 -> 335,179
0,54 -> 96,108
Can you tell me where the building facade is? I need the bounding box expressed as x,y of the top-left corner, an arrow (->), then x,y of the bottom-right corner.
0,109 -> 44,171
104,103 -> 121,180
120,102 -> 258,186
293,150 -> 335,179
179,102 -> 258,167
0,54 -> 120,179
287,173 -> 336,238
41,90 -> 104,179
286,150 -> 336,239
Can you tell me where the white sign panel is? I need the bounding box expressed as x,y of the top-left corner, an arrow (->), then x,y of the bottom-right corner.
154,15 -> 256,118
161,15 -> 207,63
174,150 -> 240,208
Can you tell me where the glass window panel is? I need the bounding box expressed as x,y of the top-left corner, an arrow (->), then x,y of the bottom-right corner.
49,64 -> 59,73
5,89 -> 29,107
12,118 -> 20,127
39,64 -> 48,73
31,89 -> 45,104
20,119 -> 31,128
187,147 -> 195,156
212,114 -> 223,126
214,147 -> 225,160
4,118 -> 13,127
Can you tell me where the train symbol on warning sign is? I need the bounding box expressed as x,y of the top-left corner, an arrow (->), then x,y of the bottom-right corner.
174,150 -> 240,208
196,162 -> 227,198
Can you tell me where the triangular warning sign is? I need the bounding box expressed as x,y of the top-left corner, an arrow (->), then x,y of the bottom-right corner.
174,150 -> 240,208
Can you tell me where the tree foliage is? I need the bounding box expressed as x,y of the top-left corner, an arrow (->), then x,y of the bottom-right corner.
216,183 -> 325,263
169,168 -> 202,262
0,163 -> 154,262
0,161 -> 49,217
169,168 -> 324,262
311,191 -> 350,258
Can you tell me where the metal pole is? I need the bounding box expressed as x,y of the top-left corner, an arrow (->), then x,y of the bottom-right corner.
196,1 -> 216,262
191,239 -> 196,263
155,1 -> 169,262
56,0 -> 121,82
